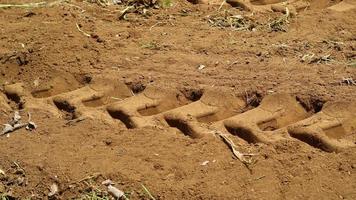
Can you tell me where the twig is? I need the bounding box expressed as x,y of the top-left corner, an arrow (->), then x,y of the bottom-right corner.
214,131 -> 254,165
64,2 -> 86,13
65,116 -> 87,125
218,0 -> 226,11
130,90 -> 135,96
0,2 -> 46,8
141,184 -> 156,200
110,97 -> 123,100
342,77 -> 356,85
227,60 -> 238,69
13,161 -> 25,174
118,6 -> 135,20
74,173 -> 102,184
149,22 -> 165,31
76,23 -> 91,37
253,175 -> 266,180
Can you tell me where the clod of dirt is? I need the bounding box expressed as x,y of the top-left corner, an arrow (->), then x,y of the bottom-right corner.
126,81 -> 146,94
23,11 -> 36,18
180,88 -> 203,101
103,138 -> 113,146
0,51 -> 30,66
91,34 -> 105,43
244,91 -> 262,107
77,74 -> 93,84
26,122 -> 37,131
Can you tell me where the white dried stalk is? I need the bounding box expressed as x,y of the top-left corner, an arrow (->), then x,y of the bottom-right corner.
215,131 -> 254,164
1,111 -> 37,136
108,185 -> 125,199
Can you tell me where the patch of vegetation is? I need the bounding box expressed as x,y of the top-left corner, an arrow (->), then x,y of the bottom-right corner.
207,9 -> 293,32
267,12 -> 290,32
77,189 -> 110,200
141,41 -> 161,50
117,0 -> 173,19
159,0 -> 173,8
207,11 -> 257,31
301,53 -> 334,64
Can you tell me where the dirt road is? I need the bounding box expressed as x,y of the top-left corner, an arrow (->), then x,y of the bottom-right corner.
0,0 -> 355,199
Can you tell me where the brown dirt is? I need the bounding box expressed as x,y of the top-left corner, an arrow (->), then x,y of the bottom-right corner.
0,0 -> 356,199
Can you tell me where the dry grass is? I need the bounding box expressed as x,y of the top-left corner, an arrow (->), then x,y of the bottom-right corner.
141,41 -> 161,50
0,0 -> 66,9
117,0 -> 173,20
207,9 -> 293,32
301,53 -> 334,64
207,11 -> 257,31
77,189 -> 110,200
267,8 -> 290,32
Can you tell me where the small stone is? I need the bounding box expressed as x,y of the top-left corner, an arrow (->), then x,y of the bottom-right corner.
104,138 -> 112,146
36,164 -> 44,171
197,64 -> 206,70
200,161 -> 209,166
26,121 -> 37,131
48,183 -> 58,197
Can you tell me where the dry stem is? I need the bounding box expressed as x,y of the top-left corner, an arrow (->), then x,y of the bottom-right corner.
215,131 -> 254,165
